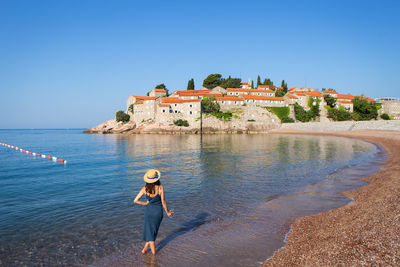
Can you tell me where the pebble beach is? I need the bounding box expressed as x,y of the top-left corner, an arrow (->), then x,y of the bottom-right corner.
264,129 -> 400,266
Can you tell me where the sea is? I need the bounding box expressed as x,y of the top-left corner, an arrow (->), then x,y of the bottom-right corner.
0,129 -> 386,266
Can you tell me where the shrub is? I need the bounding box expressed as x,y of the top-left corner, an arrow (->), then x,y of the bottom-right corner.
201,97 -> 220,113
116,110 -> 130,123
294,103 -> 311,122
281,116 -> 295,123
328,108 -> 352,121
128,104 -> 134,114
174,119 -> 189,127
308,97 -> 321,118
324,95 -> 337,108
247,119 -> 256,122
352,97 -> 378,121
380,113 -> 390,120
207,111 -> 232,121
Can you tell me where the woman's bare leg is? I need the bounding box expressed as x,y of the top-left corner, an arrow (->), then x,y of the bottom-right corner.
142,242 -> 149,254
149,241 -> 156,255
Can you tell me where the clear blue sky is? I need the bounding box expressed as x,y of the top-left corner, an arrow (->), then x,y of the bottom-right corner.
1,0 -> 399,128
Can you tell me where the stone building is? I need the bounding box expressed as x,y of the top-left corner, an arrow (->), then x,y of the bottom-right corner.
227,88 -> 275,97
157,97 -> 202,126
148,88 -> 167,97
215,96 -> 245,110
321,90 -> 338,98
337,100 -> 354,112
378,98 -> 400,119
241,95 -> 285,107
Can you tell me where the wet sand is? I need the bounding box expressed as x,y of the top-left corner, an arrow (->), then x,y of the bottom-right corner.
264,130 -> 400,266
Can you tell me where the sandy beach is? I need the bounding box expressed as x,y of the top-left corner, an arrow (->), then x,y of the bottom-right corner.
264,129 -> 400,266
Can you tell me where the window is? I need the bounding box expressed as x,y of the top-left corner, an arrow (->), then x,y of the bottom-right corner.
174,104 -> 177,107
222,101 -> 225,104
235,101 -> 237,104
189,111 -> 192,115
175,110 -> 178,113
189,104 -> 192,108
162,109 -> 166,113
169,110 -> 172,113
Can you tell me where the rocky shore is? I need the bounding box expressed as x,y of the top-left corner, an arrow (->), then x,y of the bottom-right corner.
264,130 -> 400,266
84,119 -> 400,134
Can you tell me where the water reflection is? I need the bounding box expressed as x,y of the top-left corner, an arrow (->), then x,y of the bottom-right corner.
0,132 -> 381,267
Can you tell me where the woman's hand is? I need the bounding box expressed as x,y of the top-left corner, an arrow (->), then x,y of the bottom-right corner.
166,210 -> 174,217
145,200 -> 149,205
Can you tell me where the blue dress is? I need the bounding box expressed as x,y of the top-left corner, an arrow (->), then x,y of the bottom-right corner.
143,191 -> 163,241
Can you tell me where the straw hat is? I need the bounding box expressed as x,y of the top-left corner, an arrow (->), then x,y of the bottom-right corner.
143,169 -> 161,183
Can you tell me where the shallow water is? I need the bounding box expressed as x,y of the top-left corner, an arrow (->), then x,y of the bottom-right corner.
0,130 -> 384,266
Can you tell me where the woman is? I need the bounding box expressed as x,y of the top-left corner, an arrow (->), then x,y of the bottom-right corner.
134,169 -> 173,255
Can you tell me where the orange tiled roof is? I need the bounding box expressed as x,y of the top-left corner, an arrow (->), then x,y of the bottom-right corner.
286,95 -> 298,99
227,88 -> 274,93
177,92 -> 222,97
131,95 -> 159,100
241,95 -> 284,101
338,100 -> 353,104
294,92 -> 306,96
305,91 -> 323,97
153,89 -> 166,92
161,98 -> 202,104
158,103 -> 170,107
337,94 -> 354,100
240,82 -> 250,85
258,85 -> 271,88
134,100 -> 144,105
215,96 -> 244,101
322,90 -> 337,94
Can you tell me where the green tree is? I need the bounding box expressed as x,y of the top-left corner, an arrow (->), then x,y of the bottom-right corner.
275,89 -> 285,97
155,83 -> 166,89
324,95 -> 337,108
281,80 -> 288,94
308,97 -> 321,118
251,80 -> 254,89
220,76 -> 241,88
257,75 -> 261,87
128,104 -> 134,114
352,97 -> 378,121
263,78 -> 273,86
187,78 -> 195,90
155,83 -> 169,96
201,96 -> 220,113
294,103 -> 311,122
203,74 -> 223,89
328,107 -> 352,121
116,110 -> 130,123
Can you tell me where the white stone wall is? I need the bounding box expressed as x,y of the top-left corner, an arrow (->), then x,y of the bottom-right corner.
243,99 -> 285,107
382,101 -> 400,118
279,120 -> 400,131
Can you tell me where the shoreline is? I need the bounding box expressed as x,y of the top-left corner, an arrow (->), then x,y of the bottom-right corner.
263,129 -> 400,266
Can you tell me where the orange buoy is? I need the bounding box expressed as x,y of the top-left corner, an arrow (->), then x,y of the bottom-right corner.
37,154 -> 41,157
29,152 -> 32,155
46,155 -> 51,159
23,150 -> 26,152
58,158 -> 64,163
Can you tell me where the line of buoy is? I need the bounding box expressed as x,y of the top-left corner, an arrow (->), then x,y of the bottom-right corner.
0,142 -> 67,164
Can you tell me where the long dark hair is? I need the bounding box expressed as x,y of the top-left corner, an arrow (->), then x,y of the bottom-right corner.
145,180 -> 161,194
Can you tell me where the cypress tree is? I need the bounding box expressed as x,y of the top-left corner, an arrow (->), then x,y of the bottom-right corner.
187,78 -> 195,90
257,75 -> 261,87
251,80 -> 254,89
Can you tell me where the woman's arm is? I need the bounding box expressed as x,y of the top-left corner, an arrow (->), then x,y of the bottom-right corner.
160,185 -> 173,217
133,187 -> 149,206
